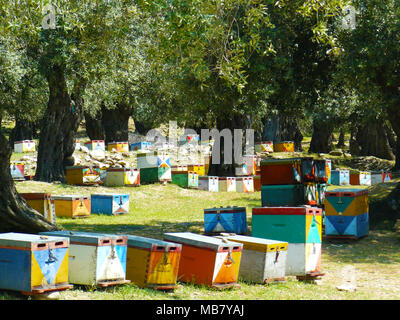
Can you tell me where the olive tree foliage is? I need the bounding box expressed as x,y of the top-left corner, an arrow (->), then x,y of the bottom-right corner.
336,0 -> 400,168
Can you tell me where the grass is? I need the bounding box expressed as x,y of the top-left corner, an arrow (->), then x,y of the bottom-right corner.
0,180 -> 398,300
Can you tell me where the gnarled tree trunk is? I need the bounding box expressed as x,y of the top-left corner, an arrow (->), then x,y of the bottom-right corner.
0,130 -> 58,233
309,119 -> 334,154
35,65 -> 84,182
101,104 -> 132,145
84,110 -> 104,141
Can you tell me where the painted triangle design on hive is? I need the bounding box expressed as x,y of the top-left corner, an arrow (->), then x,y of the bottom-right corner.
33,248 -> 68,285
306,215 -> 321,243
342,216 -> 358,236
326,196 -> 354,215
326,216 -> 356,235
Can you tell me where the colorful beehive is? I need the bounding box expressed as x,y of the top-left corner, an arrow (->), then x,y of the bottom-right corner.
137,152 -> 171,183
330,169 -> 350,186
236,177 -> 254,193
371,171 -> 392,185
253,175 -> 261,192
107,141 -> 129,152
84,140 -> 105,151
125,235 -> 182,290
163,232 -> 242,289
314,159 -> 330,183
300,158 -> 317,182
171,171 -> 198,189
186,134 -> 200,143
252,206 -> 323,277
204,206 -> 247,234
260,158 -> 302,186
14,140 -> 35,153
235,162 -> 248,176
65,166 -> 101,186
349,170 -> 371,186
218,177 -> 228,192
325,159 -> 332,184
255,141 -> 274,153
243,155 -> 259,175
52,195 -> 91,219
40,231 -> 130,287
198,176 -> 219,192
0,233 -> 72,295
91,193 -> 129,215
105,168 -> 140,187
226,177 -> 236,192
273,141 -> 294,153
10,161 -> 25,181
216,235 -> 288,284
187,164 -> 206,176
131,141 -> 152,151
324,188 -> 369,239
261,184 -> 305,207
20,193 -> 56,224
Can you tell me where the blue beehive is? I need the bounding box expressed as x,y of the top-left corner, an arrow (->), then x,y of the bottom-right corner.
91,193 -> 130,215
131,141 -> 152,151
203,206 -> 247,234
330,169 -> 350,186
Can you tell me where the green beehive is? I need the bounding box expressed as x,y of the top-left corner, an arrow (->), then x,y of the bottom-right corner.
171,171 -> 198,189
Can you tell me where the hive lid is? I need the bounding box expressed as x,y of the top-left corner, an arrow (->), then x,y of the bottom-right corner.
0,232 -> 69,248
91,193 -> 129,197
325,188 -> 368,197
204,206 -> 246,213
252,206 -> 322,216
163,232 -> 242,251
40,231 -> 126,246
125,235 -> 182,250
215,235 -> 288,252
51,194 -> 89,200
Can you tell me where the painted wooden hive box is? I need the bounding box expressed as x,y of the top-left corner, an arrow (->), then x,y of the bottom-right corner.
163,232 -> 242,289
261,184 -> 306,207
105,168 -> 140,187
131,141 -> 152,151
14,140 -> 35,153
216,235 -> 288,284
171,171 -> 199,189
124,235 -> 182,290
204,206 -> 247,235
91,193 -> 129,215
252,206 -> 323,277
20,193 -> 56,224
235,177 -> 254,193
330,169 -> 350,186
137,152 -> 171,183
40,231 -> 130,287
84,140 -> 105,151
255,141 -> 274,153
325,159 -> 332,184
187,164 -> 206,176
10,161 -> 25,181
107,141 -> 129,152
324,188 -> 369,239
235,162 -> 248,176
371,171 -> 392,185
65,166 -> 101,186
260,158 -> 302,186
198,176 -> 219,192
273,141 -> 294,153
253,175 -> 261,192
52,195 -> 91,219
350,170 -> 371,186
0,233 -> 72,295
243,155 -> 260,175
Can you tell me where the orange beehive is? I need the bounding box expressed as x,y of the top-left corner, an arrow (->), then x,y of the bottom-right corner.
163,232 -> 242,289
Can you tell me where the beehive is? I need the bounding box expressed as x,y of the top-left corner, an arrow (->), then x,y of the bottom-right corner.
253,175 -> 261,192
65,166 -> 101,186
236,177 -> 254,193
252,206 -> 323,277
171,171 -> 199,189
163,232 -> 242,289
107,141 -> 129,152
324,188 -> 369,239
261,184 -> 305,207
84,140 -> 105,151
52,195 -> 90,219
350,170 -> 371,186
216,235 -> 288,284
131,141 -> 152,151
371,171 -> 392,185
20,193 -> 56,224
187,164 -> 206,176
273,141 -> 294,153
198,176 -> 219,192
137,152 -> 171,183
0,233 -> 72,295
105,168 -> 140,187
255,141 -> 274,153
40,231 -> 130,287
260,158 -> 302,186
204,206 -> 247,234
14,140 -> 35,153
125,235 -> 181,290
91,193 -> 130,215
10,161 -> 25,181
330,170 -> 350,186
